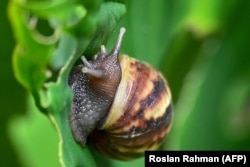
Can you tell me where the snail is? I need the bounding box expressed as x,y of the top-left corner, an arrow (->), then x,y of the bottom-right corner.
68,27 -> 173,160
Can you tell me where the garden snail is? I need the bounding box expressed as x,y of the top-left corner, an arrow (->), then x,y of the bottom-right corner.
68,27 -> 173,160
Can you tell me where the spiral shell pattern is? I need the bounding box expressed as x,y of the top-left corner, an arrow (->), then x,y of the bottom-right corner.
89,55 -> 173,160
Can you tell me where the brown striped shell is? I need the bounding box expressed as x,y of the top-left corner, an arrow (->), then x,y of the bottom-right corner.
89,55 -> 173,160
68,27 -> 173,160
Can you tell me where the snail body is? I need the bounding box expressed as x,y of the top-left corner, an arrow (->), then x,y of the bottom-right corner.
68,27 -> 173,160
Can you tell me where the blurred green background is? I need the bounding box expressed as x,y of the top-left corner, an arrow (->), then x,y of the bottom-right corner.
1,0 -> 250,167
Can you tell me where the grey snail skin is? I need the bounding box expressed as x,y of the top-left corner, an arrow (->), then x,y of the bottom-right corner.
68,27 -> 173,160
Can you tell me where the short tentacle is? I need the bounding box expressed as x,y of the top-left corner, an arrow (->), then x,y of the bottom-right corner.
82,67 -> 104,78
81,56 -> 92,68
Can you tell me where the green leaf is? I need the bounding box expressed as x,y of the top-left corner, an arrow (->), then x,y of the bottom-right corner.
8,96 -> 60,167
168,0 -> 250,150
45,2 -> 127,166
84,1 -> 126,56
9,0 -> 126,166
51,33 -> 77,69
8,0 -> 250,167
115,0 -> 187,66
9,2 -> 54,92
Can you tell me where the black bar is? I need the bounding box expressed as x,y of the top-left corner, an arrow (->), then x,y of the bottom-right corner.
145,151 -> 250,167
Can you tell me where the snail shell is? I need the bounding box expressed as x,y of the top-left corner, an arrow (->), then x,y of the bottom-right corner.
68,27 -> 173,160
